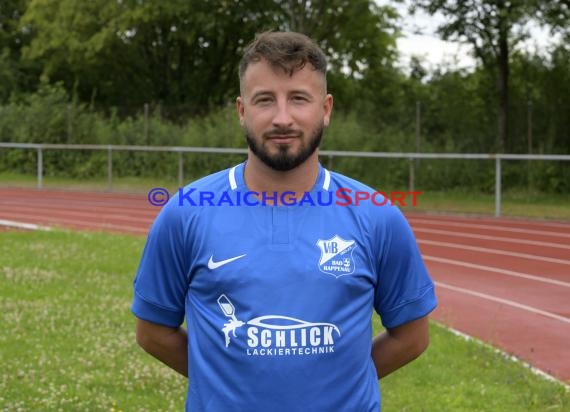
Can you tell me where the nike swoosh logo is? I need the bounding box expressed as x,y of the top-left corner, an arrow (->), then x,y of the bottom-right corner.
208,254 -> 246,270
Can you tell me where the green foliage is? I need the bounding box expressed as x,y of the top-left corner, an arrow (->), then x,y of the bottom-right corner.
409,0 -> 570,152
409,0 -> 568,67
0,0 -> 36,100
509,44 -> 570,154
1,82 -> 69,143
0,73 -> 568,194
17,0 -> 398,111
0,2 -> 568,194
0,48 -> 17,101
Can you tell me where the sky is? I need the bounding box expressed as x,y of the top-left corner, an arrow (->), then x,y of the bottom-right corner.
376,1 -> 559,73
380,1 -> 477,72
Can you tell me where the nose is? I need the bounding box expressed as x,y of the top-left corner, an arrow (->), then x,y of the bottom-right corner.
272,99 -> 294,128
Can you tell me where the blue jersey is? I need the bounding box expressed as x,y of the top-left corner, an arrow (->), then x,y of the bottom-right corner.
132,162 -> 437,412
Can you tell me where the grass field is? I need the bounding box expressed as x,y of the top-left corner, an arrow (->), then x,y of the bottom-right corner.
1,230 -> 568,411
1,172 -> 569,220
404,190 -> 570,220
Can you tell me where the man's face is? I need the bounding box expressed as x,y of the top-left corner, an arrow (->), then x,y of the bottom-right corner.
236,59 -> 333,171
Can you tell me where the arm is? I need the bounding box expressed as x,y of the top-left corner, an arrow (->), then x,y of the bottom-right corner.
135,318 -> 189,377
371,315 -> 430,379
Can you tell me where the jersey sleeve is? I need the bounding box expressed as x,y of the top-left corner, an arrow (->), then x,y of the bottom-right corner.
373,207 -> 437,329
131,200 -> 190,328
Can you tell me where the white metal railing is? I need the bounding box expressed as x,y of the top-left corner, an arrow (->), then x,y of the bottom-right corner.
1,142 -> 569,217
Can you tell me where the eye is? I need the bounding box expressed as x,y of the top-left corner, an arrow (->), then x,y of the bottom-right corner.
254,97 -> 273,105
291,95 -> 308,102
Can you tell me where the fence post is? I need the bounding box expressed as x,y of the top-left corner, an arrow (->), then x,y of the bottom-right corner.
327,155 -> 333,170
495,157 -> 501,217
527,101 -> 533,154
107,145 -> 113,192
144,103 -> 149,143
37,147 -> 43,190
178,151 -> 184,187
408,157 -> 415,193
415,101 -> 421,156
67,104 -> 73,142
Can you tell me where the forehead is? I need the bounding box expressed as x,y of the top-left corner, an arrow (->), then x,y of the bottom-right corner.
240,59 -> 324,97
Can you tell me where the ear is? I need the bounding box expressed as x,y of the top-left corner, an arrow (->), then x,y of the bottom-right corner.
236,96 -> 245,126
322,94 -> 333,127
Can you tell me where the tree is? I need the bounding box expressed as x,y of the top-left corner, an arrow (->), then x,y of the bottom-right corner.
20,0 -> 399,118
409,0 -> 569,152
0,0 -> 38,101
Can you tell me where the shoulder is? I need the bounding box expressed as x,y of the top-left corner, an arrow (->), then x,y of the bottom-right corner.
182,164 -> 239,192
325,168 -> 413,239
327,169 -> 400,217
155,164 -> 240,223
328,170 -> 375,193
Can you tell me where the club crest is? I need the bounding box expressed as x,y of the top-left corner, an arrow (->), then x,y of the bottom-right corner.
316,235 -> 357,278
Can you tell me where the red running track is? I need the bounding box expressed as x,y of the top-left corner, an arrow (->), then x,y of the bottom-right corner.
1,187 -> 569,383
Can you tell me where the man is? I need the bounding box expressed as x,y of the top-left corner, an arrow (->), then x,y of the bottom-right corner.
132,31 -> 437,411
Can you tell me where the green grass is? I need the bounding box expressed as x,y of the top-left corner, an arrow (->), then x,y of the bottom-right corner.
0,230 -> 186,411
379,321 -> 570,411
1,230 -> 568,411
405,190 -> 570,220
0,172 -> 184,194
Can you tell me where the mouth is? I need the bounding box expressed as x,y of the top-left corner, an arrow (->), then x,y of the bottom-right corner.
267,134 -> 299,144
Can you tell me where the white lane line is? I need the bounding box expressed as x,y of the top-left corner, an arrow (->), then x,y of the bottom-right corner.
436,281 -> 570,324
0,215 -> 147,234
409,218 -> 570,239
415,227 -> 570,250
433,322 -> 570,390
0,219 -> 51,231
424,255 -> 570,288
406,214 -> 570,230
419,239 -> 570,266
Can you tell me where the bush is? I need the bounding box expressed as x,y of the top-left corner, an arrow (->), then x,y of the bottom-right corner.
0,86 -> 567,193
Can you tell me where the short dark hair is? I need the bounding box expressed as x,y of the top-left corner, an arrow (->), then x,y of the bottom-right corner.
239,31 -> 327,82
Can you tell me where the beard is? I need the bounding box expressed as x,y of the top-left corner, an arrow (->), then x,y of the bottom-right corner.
245,123 -> 324,172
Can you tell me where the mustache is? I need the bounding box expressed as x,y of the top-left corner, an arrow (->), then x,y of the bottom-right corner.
264,128 -> 302,138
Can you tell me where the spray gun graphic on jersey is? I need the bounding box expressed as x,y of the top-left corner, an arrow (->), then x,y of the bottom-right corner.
217,294 -> 245,348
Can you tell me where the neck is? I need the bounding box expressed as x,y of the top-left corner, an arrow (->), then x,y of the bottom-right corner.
244,152 -> 320,201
